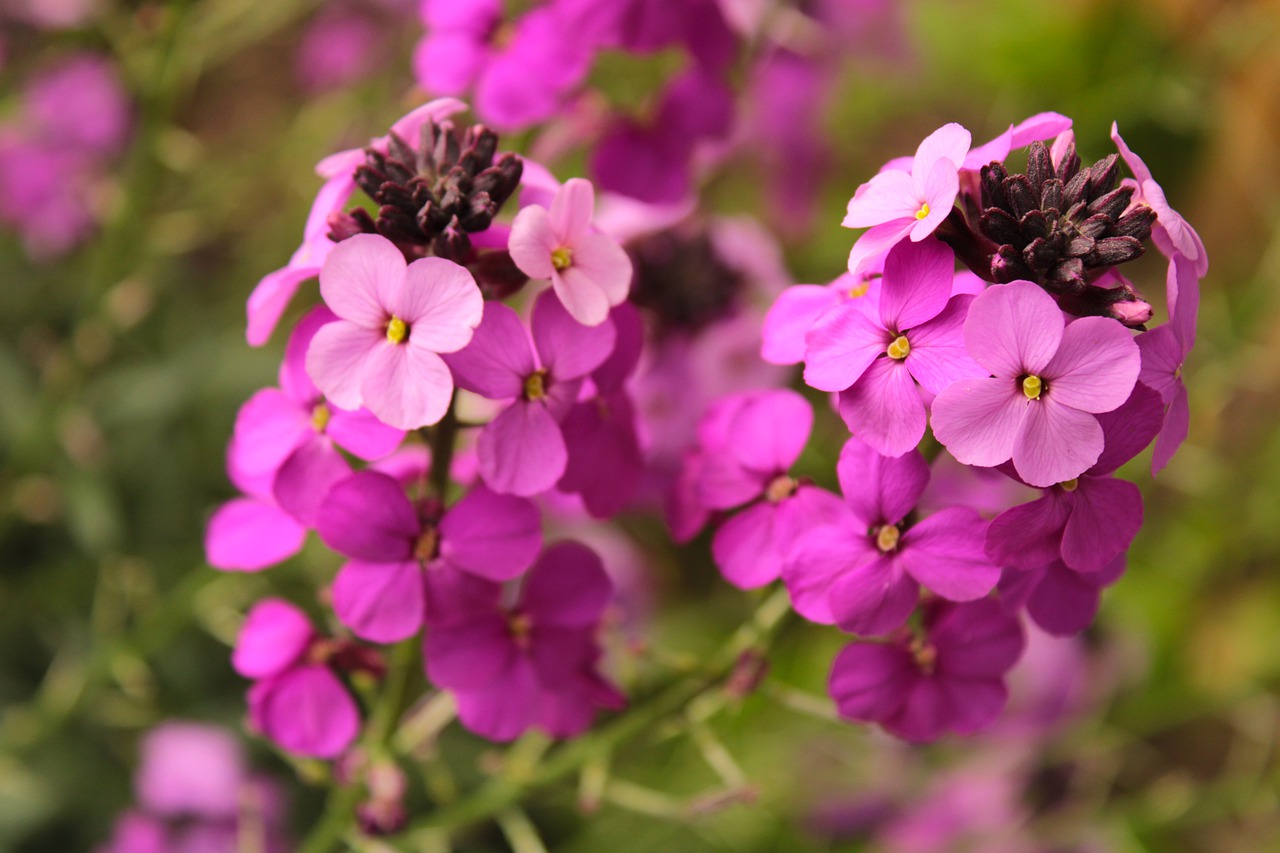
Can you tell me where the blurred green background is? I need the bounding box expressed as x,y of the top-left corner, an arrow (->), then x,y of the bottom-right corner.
2,0 -> 1280,850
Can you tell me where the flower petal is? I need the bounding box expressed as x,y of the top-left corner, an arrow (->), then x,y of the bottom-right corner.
1041,316 -> 1140,413
930,376 -> 1027,468
359,343 -> 455,430
477,400 -> 567,496
400,257 -> 483,353
318,233 -> 402,328
837,358 -> 928,458
438,486 -> 542,581
332,559 -> 425,643
1012,398 -> 1103,487
964,281 -> 1063,376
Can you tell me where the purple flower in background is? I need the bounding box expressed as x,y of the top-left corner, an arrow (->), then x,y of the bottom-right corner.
97,722 -> 289,853
783,438 -> 1001,635
295,6 -> 383,93
230,306 -> 404,526
426,541 -> 625,741
804,239 -> 984,456
591,67 -> 735,205
413,0 -> 595,131
985,383 -> 1163,573
829,598 -> 1025,742
445,290 -> 616,495
690,389 -> 845,589
317,470 -> 541,642
233,599 -> 363,759
509,177 -> 633,325
931,281 -> 1141,487
24,54 -> 130,155
843,122 -> 971,276
306,233 -> 483,429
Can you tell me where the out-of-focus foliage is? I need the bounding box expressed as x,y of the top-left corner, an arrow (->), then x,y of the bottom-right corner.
2,0 -> 1279,850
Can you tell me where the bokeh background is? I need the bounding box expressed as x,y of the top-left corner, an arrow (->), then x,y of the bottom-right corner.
2,0 -> 1279,850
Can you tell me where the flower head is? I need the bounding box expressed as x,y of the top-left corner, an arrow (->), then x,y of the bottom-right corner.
306,233 -> 483,430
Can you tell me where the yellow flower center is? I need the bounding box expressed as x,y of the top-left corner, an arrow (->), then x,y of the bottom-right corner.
847,281 -> 869,299
886,335 -> 911,360
310,403 -> 331,432
1022,374 -> 1043,400
386,316 -> 408,345
915,202 -> 931,221
551,247 -> 573,271
1060,478 -> 1079,492
765,475 -> 798,503
509,612 -> 533,648
876,524 -> 901,553
523,370 -> 548,401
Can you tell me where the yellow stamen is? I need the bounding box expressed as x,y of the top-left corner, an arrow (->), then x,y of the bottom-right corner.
876,524 -> 901,553
886,335 -> 911,360
915,202 -> 930,221
311,403 -> 331,432
386,316 -> 408,344
1060,478 -> 1079,492
848,282 -> 869,299
523,370 -> 547,401
551,247 -> 573,270
509,612 -> 533,647
1022,374 -> 1043,400
765,475 -> 798,503
909,638 -> 937,674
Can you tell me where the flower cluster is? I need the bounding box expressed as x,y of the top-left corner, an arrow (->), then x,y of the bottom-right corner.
0,53 -> 130,257
750,115 -> 1204,739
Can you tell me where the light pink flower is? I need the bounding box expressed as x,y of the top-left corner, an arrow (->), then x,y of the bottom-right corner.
842,122 -> 971,276
509,177 -> 633,326
931,281 -> 1140,487
306,233 -> 482,429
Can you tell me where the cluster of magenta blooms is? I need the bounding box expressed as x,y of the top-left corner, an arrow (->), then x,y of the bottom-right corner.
207,101 -> 1204,761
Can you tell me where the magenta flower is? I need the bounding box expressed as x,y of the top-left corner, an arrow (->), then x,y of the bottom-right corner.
828,598 -> 1025,742
205,431 -> 307,573
24,54 -> 131,156
135,723 -> 247,820
413,0 -> 594,132
233,599 -> 361,759
762,267 -> 883,366
231,307 -> 404,526
306,233 -> 483,430
842,122 -> 971,276
999,556 -> 1126,637
931,281 -> 1141,487
557,303 -> 645,517
687,389 -> 845,588
444,290 -> 616,495
783,438 -> 1001,635
509,177 -> 633,326
804,239 -> 984,456
984,383 -> 1163,573
961,112 -> 1072,171
245,97 -> 468,346
425,541 -> 625,741
317,470 -> 541,643
1111,122 -> 1208,277
294,7 -> 383,93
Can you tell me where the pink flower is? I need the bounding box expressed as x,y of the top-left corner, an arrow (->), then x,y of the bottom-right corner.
761,266 -> 883,366
690,389 -> 845,589
134,723 -> 246,820
961,112 -> 1072,171
783,438 -> 1001,635
803,239 -> 984,456
931,281 -> 1140,487
1138,255 -> 1198,473
317,471 -> 541,643
205,430 -> 308,573
444,290 -> 617,495
233,599 -> 362,759
828,598 -> 1025,742
306,233 -> 483,430
842,122 -> 971,276
425,541 -> 625,741
509,177 -> 633,325
984,383 -> 1162,573
230,307 -> 404,526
